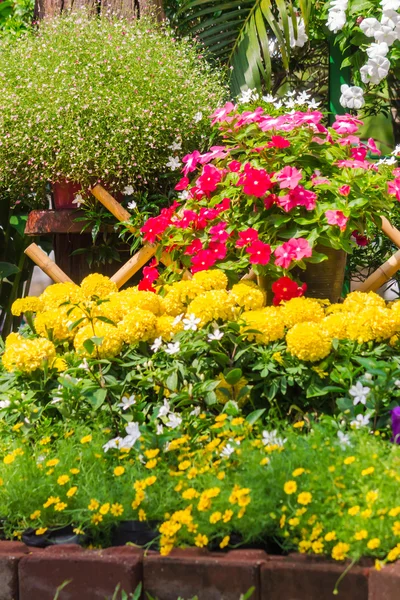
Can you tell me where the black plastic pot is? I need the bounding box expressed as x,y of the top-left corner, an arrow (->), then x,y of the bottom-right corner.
111,520 -> 160,549
22,525 -> 87,549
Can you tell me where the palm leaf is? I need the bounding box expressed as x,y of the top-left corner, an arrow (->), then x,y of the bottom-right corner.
178,0 -> 314,96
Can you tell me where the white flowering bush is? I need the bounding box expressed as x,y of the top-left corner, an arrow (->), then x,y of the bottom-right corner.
0,11 -> 226,203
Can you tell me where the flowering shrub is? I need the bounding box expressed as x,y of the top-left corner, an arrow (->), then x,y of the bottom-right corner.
2,273 -> 400,430
0,414 -> 399,572
0,11 -> 226,203
139,96 -> 398,296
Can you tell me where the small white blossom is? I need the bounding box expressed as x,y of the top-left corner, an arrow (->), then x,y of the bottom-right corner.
374,25 -> 398,45
118,394 -> 136,411
193,111 -> 203,122
366,42 -> 389,59
364,372 -> 373,381
306,99 -> 320,109
208,328 -> 224,341
103,436 -> 123,452
78,359 -> 89,370
349,381 -> 370,405
289,16 -> 308,47
166,156 -> 181,171
127,200 -> 137,210
190,406 -> 201,417
262,430 -> 286,447
177,190 -> 189,201
121,422 -> 141,448
123,185 -> 134,195
166,413 -> 182,429
262,94 -> 276,103
360,17 -> 382,38
165,341 -> 180,355
173,313 -> 184,326
339,84 -> 365,109
156,423 -> 164,435
158,398 -> 171,418
350,414 -> 370,428
169,140 -> 182,151
72,193 -> 84,207
220,444 -> 235,458
151,337 -> 163,352
337,430 -> 351,448
0,400 -> 10,409
183,313 -> 201,331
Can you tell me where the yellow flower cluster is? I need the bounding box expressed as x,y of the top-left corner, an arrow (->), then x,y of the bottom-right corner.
2,335 -> 56,373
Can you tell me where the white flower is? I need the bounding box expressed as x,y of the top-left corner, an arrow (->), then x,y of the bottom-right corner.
193,111 -> 203,123
122,422 -> 141,448
306,99 -> 320,109
72,193 -> 84,207
238,88 -> 259,104
395,379 -> 400,387
360,56 -> 390,84
327,2 -> 348,34
381,0 -> 400,10
151,337 -> 163,352
349,381 -> 370,405
374,25 -> 398,45
392,144 -> 400,155
366,42 -> 389,59
208,328 -> 224,341
289,17 -> 308,47
337,430 -> 351,448
364,372 -> 373,381
118,394 -> 136,411
166,156 -> 181,171
284,98 -> 297,109
273,100 -> 283,110
350,414 -> 370,428
177,190 -> 189,201
190,406 -> 201,417
262,430 -> 286,447
296,91 -> 311,104
166,413 -> 182,429
50,397 -> 62,405
165,341 -> 180,355
158,398 -> 170,418
103,436 -> 123,452
381,9 -> 400,29
220,444 -> 235,458
0,400 -> 10,409
173,314 -> 184,326
78,359 -> 89,370
183,313 -> 201,331
169,140 -> 182,151
156,423 -> 164,435
262,94 -> 276,103
123,185 -> 134,195
360,17 -> 382,38
339,84 -> 365,109
127,200 -> 137,210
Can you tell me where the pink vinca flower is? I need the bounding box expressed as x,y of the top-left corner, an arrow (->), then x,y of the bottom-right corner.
208,241 -> 227,260
199,146 -> 230,164
274,242 -> 297,269
228,160 -> 241,172
184,239 -> 203,256
276,166 -> 303,190
246,240 -> 271,265
325,210 -> 349,231
236,228 -> 259,248
197,164 -> 223,193
182,150 -> 201,176
267,135 -> 291,149
388,178 -> 400,201
285,238 -> 312,261
175,176 -> 189,191
367,138 -> 381,155
209,222 -> 230,243
210,102 -> 236,126
241,166 -> 272,197
338,185 -> 351,196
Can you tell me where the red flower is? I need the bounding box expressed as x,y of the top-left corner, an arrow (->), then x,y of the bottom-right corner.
208,241 -> 227,260
338,185 -> 351,196
141,215 -> 170,244
138,259 -> 159,293
209,221 -> 229,243
241,165 -> 273,197
352,231 -> 369,247
272,277 -> 307,306
268,135 -> 290,149
215,197 -> 231,213
246,240 -> 271,265
191,249 -> 217,273
236,228 -> 259,248
184,239 -> 203,256
197,164 -> 223,193
228,160 -> 241,172
350,146 -> 367,161
175,177 -> 190,191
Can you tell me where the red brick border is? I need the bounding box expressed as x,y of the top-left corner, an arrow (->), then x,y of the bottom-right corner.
0,541 -> 394,599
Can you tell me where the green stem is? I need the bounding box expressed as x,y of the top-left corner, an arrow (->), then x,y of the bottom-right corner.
2,243 -> 29,338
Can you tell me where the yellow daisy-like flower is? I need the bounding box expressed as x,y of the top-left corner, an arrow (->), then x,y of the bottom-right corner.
354,530 -> 368,541
297,492 -> 312,505
324,531 -> 336,542
286,322 -> 331,362
88,499 -> 99,511
114,466 -> 125,477
220,535 -> 230,549
91,513 -> 103,525
367,538 -> 380,550
331,542 -> 350,561
110,503 -> 124,517
80,435 -> 92,444
30,510 -> 41,520
284,481 -> 297,495
281,297 -> 325,328
66,487 -> 78,498
99,503 -> 110,515
43,496 -> 60,508
348,506 -> 360,516
362,467 -> 375,476
392,521 -> 400,536
57,475 -> 70,485
54,502 -> 67,512
35,527 -> 48,536
11,296 -> 43,316
194,533 -> 208,548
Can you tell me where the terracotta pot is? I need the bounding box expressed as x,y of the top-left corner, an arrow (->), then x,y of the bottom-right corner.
52,181 -> 82,210
298,247 -> 347,303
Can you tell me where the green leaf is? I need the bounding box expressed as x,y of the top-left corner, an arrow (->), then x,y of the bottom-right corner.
0,262 -> 19,279
9,215 -> 28,237
83,339 -> 95,355
224,368 -> 243,385
68,318 -> 86,331
246,408 -> 266,424
92,388 -> 107,410
166,371 -> 178,391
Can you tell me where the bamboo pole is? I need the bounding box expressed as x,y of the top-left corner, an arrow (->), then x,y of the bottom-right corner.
91,184 -> 136,234
24,243 -> 74,284
381,216 -> 400,248
358,249 -> 400,292
110,244 -> 158,288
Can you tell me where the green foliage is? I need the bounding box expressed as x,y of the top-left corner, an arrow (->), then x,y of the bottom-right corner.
0,11 -> 227,204
0,0 -> 34,37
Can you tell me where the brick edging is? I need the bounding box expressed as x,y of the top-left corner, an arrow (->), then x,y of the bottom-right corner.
0,541 -> 395,599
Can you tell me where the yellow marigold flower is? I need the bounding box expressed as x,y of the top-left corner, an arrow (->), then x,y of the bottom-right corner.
66,486 -> 78,498
220,535 -> 230,549
91,513 -> 103,525
241,307 -> 284,344
192,270 -> 228,291
392,521 -> 400,536
293,421 -> 305,429
332,542 -> 350,561
286,322 -> 331,362
298,492 -> 312,505
99,503 -> 110,515
80,435 -> 92,444
145,459 -> 157,469
161,280 -> 201,316
346,306 -> 397,343
118,308 -> 157,345
80,274 -> 118,299
223,509 -> 233,523
348,506 -> 360,516
11,297 -> 43,316
321,313 -> 349,340
284,481 -> 297,495
2,336 -> 56,374
344,456 -> 356,465
43,496 -> 60,508
110,503 -> 124,517
178,460 -> 191,471
210,512 -> 222,524
312,540 -> 324,554
182,488 -> 199,500
114,466 -> 125,477
362,509 -> 372,519
70,468 -> 80,474
366,491 -> 379,504
292,468 -> 305,477
35,527 -> 48,536
368,538 -> 380,550
362,467 -> 375,476
138,509 -> 147,522
120,290 -> 162,316
298,540 -> 312,553
231,283 -> 265,311
194,533 -> 208,548
3,454 -> 15,465
354,530 -> 368,541
288,517 -> 300,527
154,315 -> 183,341
281,297 -> 325,328
74,322 -> 123,359
325,531 -> 336,542
54,502 -> 67,512
57,475 -> 70,485
88,499 -> 100,511
35,309 -> 74,343
30,510 -> 41,520
40,282 -> 81,310
188,290 -> 237,327
343,291 -> 385,312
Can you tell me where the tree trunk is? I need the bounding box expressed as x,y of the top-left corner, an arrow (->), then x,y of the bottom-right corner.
34,0 -> 164,22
